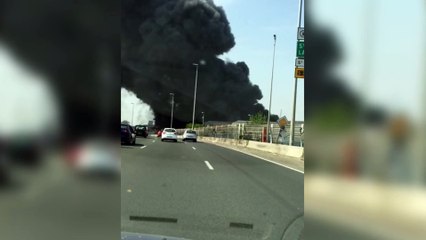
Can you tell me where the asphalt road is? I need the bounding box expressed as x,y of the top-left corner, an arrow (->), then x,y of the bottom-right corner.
121,136 -> 304,240
0,153 -> 120,240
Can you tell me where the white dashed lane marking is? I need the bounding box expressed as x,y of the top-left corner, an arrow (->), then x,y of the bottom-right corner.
204,161 -> 214,170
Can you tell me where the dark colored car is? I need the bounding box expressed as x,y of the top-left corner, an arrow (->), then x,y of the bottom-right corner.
0,139 -> 10,186
134,125 -> 148,138
121,124 -> 136,145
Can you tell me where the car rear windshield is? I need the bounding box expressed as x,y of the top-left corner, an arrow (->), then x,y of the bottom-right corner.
164,129 -> 176,132
187,130 -> 196,134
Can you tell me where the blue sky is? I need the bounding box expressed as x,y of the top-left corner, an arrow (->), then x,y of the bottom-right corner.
214,0 -> 304,121
312,0 -> 425,122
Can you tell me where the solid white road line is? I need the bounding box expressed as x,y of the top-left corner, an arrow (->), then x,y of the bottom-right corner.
230,148 -> 304,174
204,161 -> 214,170
140,146 -> 147,149
192,147 -> 196,150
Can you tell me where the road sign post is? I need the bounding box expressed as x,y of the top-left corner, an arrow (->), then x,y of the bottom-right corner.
290,0 -> 304,146
295,58 -> 304,68
297,27 -> 304,40
296,41 -> 304,58
294,68 -> 304,78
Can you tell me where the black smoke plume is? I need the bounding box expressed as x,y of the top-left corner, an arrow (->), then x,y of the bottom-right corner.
122,0 -> 267,128
0,0 -> 121,141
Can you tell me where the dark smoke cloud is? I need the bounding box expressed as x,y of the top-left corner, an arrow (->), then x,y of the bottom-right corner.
0,2 -> 121,240
0,0 -> 121,141
304,3 -> 360,120
122,0 -> 268,128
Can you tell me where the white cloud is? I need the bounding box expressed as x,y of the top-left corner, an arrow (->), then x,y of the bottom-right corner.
0,41 -> 60,136
121,88 -> 155,125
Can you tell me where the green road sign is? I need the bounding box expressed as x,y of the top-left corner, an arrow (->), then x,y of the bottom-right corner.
296,41 -> 304,58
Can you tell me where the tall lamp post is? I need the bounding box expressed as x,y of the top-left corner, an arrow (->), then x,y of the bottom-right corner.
267,34 -> 277,143
201,112 -> 205,126
191,63 -> 199,130
131,103 -> 135,125
191,61 -> 206,129
170,93 -> 175,128
191,63 -> 198,130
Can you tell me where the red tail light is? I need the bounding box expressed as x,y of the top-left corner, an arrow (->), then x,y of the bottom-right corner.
65,146 -> 81,166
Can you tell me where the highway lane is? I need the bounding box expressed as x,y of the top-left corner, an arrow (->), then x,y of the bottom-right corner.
121,136 -> 304,240
0,153 -> 120,240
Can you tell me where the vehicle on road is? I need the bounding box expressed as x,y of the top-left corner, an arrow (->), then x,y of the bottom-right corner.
121,124 -> 136,145
135,125 -> 148,138
0,142 -> 10,186
5,135 -> 46,166
182,129 -> 197,142
161,128 -> 178,142
65,138 -> 120,177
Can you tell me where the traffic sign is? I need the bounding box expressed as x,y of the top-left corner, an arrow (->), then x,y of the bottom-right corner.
295,68 -> 304,78
278,116 -> 288,128
296,41 -> 304,58
295,58 -> 304,67
297,27 -> 304,40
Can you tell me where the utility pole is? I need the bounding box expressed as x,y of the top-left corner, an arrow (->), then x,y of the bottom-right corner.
423,0 -> 426,184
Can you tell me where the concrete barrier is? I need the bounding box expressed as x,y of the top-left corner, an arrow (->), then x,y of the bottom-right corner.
200,136 -> 304,158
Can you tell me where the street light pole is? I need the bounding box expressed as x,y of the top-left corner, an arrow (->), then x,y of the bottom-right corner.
170,93 -> 174,128
191,63 -> 199,130
289,0 -> 303,146
266,34 -> 277,143
131,103 -> 135,126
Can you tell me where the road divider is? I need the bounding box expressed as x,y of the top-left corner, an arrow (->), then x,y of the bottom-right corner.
199,137 -> 304,159
233,149 -> 304,174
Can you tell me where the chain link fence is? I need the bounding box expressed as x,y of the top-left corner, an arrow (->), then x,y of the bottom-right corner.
180,122 -> 304,146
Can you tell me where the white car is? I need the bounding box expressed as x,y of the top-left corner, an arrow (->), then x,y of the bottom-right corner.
161,128 -> 178,142
182,129 -> 197,142
65,138 -> 120,177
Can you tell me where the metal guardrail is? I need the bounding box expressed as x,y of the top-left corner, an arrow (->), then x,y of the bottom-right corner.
178,123 -> 304,146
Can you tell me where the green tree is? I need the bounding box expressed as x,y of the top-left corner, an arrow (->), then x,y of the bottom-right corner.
249,112 -> 267,124
185,123 -> 204,129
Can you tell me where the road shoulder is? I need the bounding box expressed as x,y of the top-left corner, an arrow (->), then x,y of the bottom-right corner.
200,140 -> 304,173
